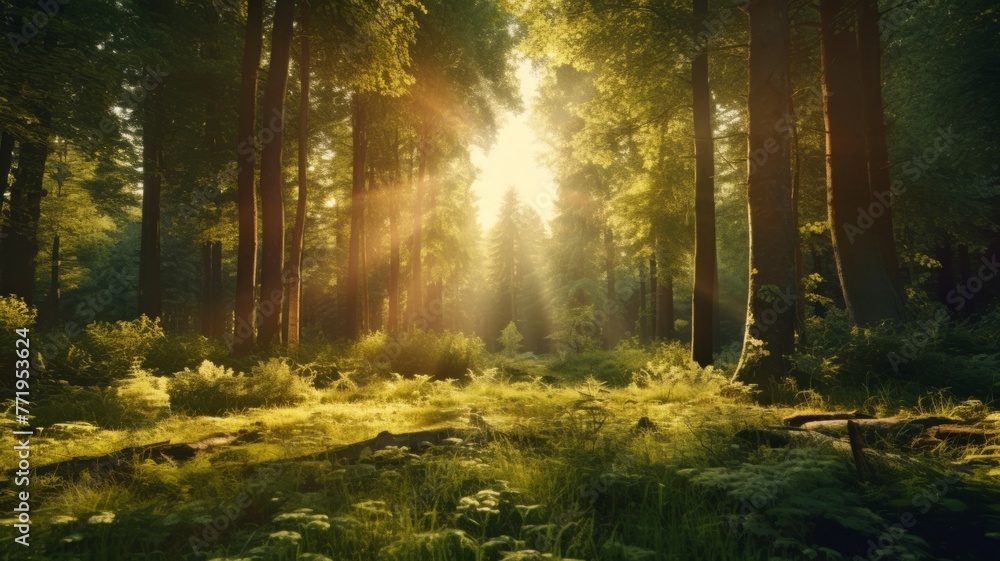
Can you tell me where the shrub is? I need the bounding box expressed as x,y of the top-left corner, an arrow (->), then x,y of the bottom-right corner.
34,369 -> 170,429
104,369 -> 171,428
168,360 -> 248,415
50,316 -> 166,386
144,333 -> 229,376
168,359 -> 312,415
350,329 -> 485,382
0,297 -> 36,393
497,322 -> 523,356
247,358 -> 314,407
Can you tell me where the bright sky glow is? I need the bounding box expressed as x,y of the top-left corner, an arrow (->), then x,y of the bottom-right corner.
471,59 -> 557,232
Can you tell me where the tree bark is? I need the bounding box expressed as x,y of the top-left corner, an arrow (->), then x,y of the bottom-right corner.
138,90 -> 163,319
603,225 -> 618,349
820,0 -> 904,326
691,0 -> 717,366
639,262 -> 648,343
649,255 -> 657,339
857,0 -> 904,300
211,241 -> 224,338
46,234 -> 60,327
200,242 -> 212,336
735,0 -> 796,404
0,130 -> 13,253
388,129 -> 402,334
344,94 -> 368,340
790,86 -> 808,345
256,0 -> 295,348
232,0 -> 264,355
408,130 -> 428,328
287,1 -> 309,353
2,119 -> 50,305
656,268 -> 674,340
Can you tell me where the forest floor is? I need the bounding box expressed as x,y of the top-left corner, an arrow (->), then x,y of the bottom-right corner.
3,351 -> 1000,560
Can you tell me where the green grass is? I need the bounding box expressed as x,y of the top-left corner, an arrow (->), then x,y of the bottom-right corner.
2,349 -> 999,560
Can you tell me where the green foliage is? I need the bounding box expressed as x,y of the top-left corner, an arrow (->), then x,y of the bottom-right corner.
498,322 -> 524,356
686,449 -> 930,560
0,297 -> 36,392
59,316 -> 166,385
350,329 -> 485,382
168,359 -> 312,416
549,345 -> 653,386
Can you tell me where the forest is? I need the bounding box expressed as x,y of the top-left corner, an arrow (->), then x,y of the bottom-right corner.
1,0 -> 999,559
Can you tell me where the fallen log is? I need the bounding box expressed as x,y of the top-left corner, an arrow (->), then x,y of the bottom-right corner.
799,417 -> 959,444
34,430 -> 262,480
915,425 -> 990,447
735,426 -> 847,450
783,411 -> 874,428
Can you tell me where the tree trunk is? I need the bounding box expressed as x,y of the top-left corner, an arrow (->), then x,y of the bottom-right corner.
287,1 -> 309,353
656,269 -> 674,340
232,0 -> 264,355
211,241 -> 224,338
691,0 -> 717,366
256,0 -> 295,348
649,255 -> 657,339
857,0 -> 904,300
0,130 -> 14,254
790,87 -> 808,345
604,226 -> 618,349
639,262 -> 648,344
344,94 -> 368,340
388,129 -> 402,334
46,234 -> 60,327
138,90 -> 163,319
735,0 -> 796,404
935,240 -> 954,306
2,120 -> 50,305
820,0 -> 904,326
408,131 -> 427,328
361,187 -> 371,334
200,242 -> 212,336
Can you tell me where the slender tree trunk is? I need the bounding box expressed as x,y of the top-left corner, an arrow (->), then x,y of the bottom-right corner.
287,1 -> 309,353
656,270 -> 675,340
256,0 -> 295,348
604,225 -> 618,349
344,94 -> 368,339
735,0 -> 796,404
820,0 -> 904,326
46,234 -> 59,326
429,280 -> 444,333
691,0 -> 717,366
138,90 -> 163,319
232,0 -> 264,355
639,262 -> 648,344
935,240 -> 954,306
788,86 -> 808,345
0,130 -> 13,254
361,189 -> 371,334
388,129 -> 401,334
649,255 -> 657,339
211,241 -> 224,338
857,0 -> 904,301
408,131 -> 427,327
201,242 -> 212,336
2,121 -> 49,304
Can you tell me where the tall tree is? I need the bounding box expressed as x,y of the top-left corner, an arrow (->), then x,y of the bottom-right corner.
256,0 -> 295,347
690,0 -> 717,367
288,1 -> 310,353
856,0 -> 903,299
734,0 -> 796,404
344,94 -> 368,339
820,0 -> 904,326
232,0 -> 264,355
